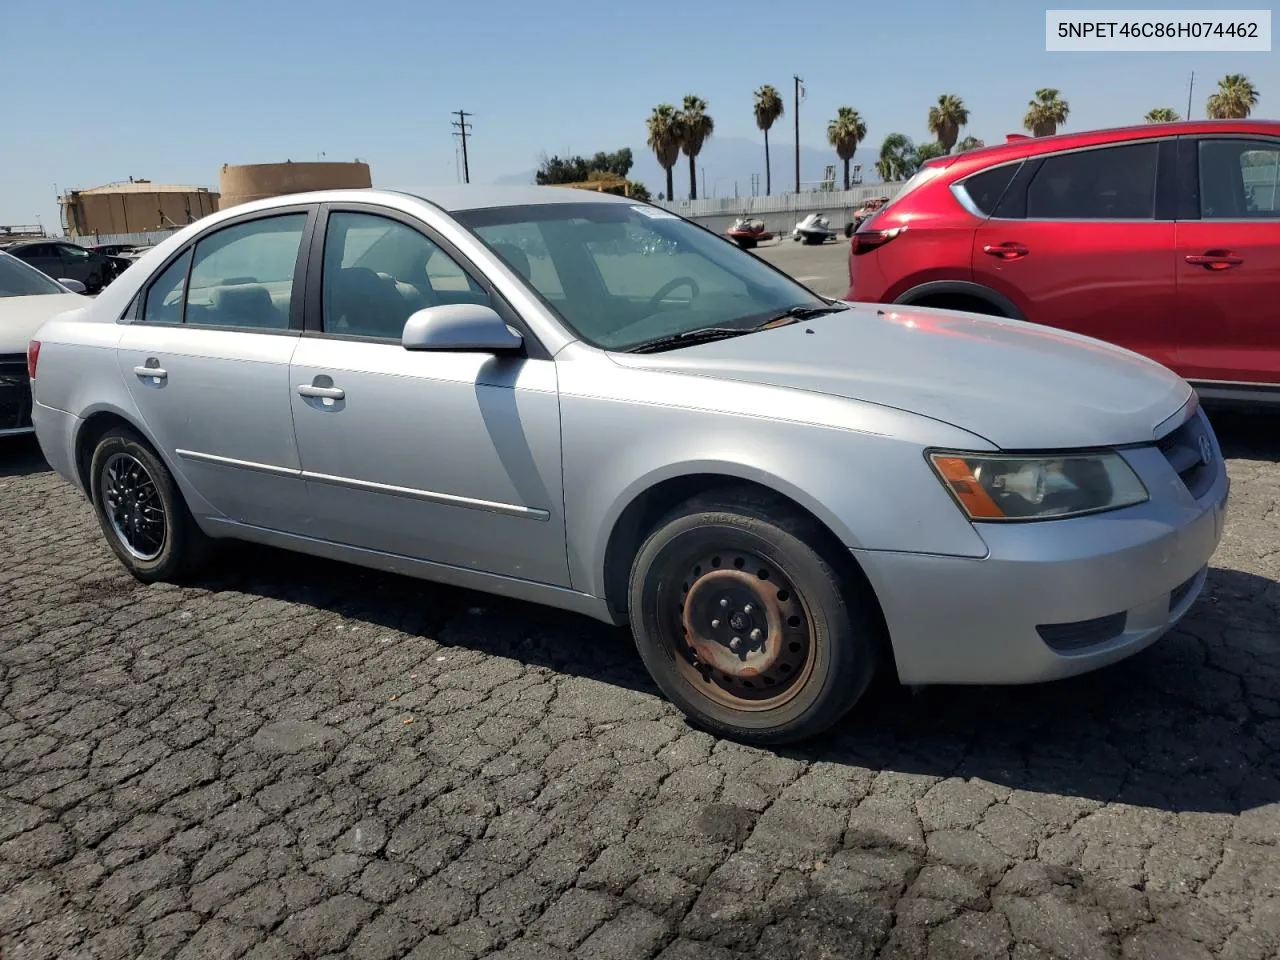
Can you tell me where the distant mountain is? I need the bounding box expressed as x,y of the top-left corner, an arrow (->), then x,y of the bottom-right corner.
491,135 -> 883,197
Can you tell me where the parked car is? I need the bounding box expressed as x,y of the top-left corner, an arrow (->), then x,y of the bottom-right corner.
0,252 -> 86,436
844,196 -> 890,238
29,187 -> 1228,743
726,216 -> 772,248
2,239 -> 122,293
847,119 -> 1280,404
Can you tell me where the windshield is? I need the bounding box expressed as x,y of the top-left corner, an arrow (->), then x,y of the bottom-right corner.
454,202 -> 827,351
0,253 -> 67,298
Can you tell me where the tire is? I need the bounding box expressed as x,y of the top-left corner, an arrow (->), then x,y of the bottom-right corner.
737,238 -> 756,249
89,427 -> 213,583
85,272 -> 103,294
628,488 -> 881,744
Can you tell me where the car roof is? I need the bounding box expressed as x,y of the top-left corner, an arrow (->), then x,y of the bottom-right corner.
212,185 -> 638,218
950,119 -> 1280,169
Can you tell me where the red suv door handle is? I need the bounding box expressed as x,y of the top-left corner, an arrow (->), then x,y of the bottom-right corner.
983,242 -> 1029,260
1185,250 -> 1243,270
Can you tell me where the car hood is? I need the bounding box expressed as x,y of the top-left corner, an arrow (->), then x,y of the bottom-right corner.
610,304 -> 1192,449
0,293 -> 86,354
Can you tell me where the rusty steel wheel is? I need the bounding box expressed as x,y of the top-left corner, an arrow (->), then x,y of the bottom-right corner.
628,488 -> 881,744
672,551 -> 815,711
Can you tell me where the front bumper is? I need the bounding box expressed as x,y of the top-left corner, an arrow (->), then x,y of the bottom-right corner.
857,420 -> 1230,686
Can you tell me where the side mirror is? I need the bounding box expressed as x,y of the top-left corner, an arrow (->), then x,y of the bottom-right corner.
401,303 -> 524,353
58,279 -> 87,294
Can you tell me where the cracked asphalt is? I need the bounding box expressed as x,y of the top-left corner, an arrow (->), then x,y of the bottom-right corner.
2,412 -> 1278,960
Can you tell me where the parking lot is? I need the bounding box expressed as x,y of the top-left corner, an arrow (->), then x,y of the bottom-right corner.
2,281 -> 1279,958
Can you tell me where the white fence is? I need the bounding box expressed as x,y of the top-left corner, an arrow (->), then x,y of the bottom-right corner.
657,185 -> 906,238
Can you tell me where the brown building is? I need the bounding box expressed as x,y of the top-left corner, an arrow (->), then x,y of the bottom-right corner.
60,181 -> 219,238
218,160 -> 372,209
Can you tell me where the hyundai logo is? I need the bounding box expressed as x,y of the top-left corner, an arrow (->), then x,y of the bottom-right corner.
1198,434 -> 1214,465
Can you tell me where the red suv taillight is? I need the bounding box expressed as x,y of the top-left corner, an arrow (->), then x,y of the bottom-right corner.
27,340 -> 41,379
850,226 -> 905,256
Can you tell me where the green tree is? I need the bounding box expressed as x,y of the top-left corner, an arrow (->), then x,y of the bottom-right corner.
1144,107 -> 1180,123
826,107 -> 868,190
927,94 -> 970,153
646,104 -> 682,202
875,133 -> 919,182
678,95 -> 714,200
1206,74 -> 1259,119
1024,88 -> 1070,137
956,135 -> 985,152
915,141 -> 948,164
753,84 -> 785,196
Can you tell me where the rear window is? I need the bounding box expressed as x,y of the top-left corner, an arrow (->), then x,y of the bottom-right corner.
956,163 -> 1020,216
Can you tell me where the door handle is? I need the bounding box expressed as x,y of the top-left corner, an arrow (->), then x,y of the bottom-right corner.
983,242 -> 1029,260
133,365 -> 167,380
1185,251 -> 1243,270
297,384 -> 345,400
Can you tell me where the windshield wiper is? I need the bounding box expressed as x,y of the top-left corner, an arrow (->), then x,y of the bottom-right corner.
758,302 -> 850,326
626,326 -> 757,354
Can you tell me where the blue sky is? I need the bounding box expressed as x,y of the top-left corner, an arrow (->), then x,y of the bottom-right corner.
3,0 -> 1275,227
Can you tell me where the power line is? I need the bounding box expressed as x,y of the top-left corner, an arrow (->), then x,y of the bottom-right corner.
451,110 -> 473,184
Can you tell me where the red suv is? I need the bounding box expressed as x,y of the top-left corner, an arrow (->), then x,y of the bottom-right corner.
847,120 -> 1280,403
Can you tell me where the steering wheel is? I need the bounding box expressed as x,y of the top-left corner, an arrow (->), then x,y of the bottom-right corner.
645,276 -> 700,311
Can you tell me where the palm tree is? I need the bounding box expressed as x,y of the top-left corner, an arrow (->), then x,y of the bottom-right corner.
826,107 -> 867,190
678,95 -> 714,200
1023,88 -> 1070,137
927,94 -> 970,153
956,135 -> 985,152
646,104 -> 681,202
1145,107 -> 1180,123
1206,74 -> 1259,119
753,85 -> 784,196
876,134 -> 918,183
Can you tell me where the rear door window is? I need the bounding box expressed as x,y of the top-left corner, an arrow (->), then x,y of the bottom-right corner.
1026,143 -> 1159,220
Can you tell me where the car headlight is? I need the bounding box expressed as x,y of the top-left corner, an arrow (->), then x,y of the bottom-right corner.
928,451 -> 1148,521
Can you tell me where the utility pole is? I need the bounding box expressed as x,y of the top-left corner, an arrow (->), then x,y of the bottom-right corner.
451,110 -> 473,184
1185,72 -> 1195,120
794,76 -> 803,194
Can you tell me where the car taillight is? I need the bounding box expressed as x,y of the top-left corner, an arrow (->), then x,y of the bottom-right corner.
27,340 -> 40,379
850,226 -> 904,256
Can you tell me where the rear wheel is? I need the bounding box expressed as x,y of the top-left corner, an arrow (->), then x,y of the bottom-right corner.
89,428 -> 212,583
628,489 -> 881,744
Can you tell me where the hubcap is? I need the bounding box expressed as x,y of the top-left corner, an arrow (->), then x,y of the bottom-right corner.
101,453 -> 166,561
672,551 -> 814,710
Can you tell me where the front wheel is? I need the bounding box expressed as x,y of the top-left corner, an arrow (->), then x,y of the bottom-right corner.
628,489 -> 881,744
89,428 -> 212,583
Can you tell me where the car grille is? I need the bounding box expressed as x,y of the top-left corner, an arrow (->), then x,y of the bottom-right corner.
0,353 -> 33,431
1036,612 -> 1127,653
1156,408 -> 1217,500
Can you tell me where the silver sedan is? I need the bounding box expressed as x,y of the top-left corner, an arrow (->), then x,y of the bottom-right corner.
28,187 -> 1229,743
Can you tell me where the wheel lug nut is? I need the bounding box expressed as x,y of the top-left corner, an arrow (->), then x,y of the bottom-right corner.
750,628 -> 762,641
719,598 -> 729,608
711,619 -> 720,629
729,637 -> 741,651
743,604 -> 753,614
